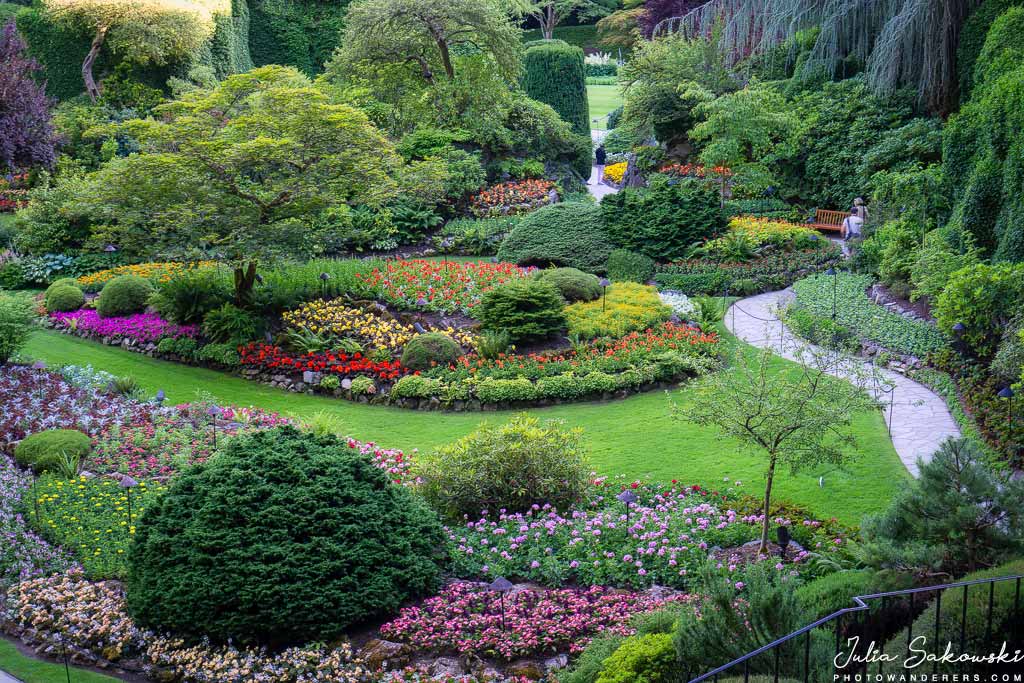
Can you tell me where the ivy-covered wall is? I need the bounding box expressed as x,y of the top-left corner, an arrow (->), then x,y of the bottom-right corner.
247,0 -> 350,76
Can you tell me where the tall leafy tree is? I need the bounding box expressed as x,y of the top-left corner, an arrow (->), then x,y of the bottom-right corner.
41,0 -> 227,101
81,66 -> 400,303
0,21 -> 57,171
511,0 -> 618,40
673,345 -> 879,554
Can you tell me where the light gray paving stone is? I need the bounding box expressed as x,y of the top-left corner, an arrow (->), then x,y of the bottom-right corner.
724,289 -> 960,477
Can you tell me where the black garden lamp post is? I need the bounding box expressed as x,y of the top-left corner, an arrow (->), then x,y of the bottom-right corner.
120,474 -> 138,528
103,244 -> 118,254
599,278 -> 611,312
207,405 -> 222,449
255,273 -> 264,286
489,576 -> 514,630
776,525 -> 791,560
319,272 -> 330,298
998,386 -> 1014,428
952,322 -> 968,357
825,267 -> 838,320
154,389 -> 165,406
617,488 -> 638,523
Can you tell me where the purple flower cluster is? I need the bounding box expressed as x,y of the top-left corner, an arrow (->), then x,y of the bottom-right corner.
0,455 -> 77,591
50,309 -> 198,343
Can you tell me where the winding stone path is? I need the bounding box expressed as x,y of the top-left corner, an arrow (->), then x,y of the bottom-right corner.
724,289 -> 960,477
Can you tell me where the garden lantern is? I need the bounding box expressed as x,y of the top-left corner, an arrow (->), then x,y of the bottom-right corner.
489,576 -> 514,630
491,256 -> 498,264
413,322 -> 426,334
319,272 -> 330,297
155,389 -> 165,405
825,268 -> 837,319
120,475 -> 138,527
416,297 -> 427,308
31,361 -> 46,371
255,273 -> 264,285
998,386 -> 1014,428
776,525 -> 791,560
103,244 -> 118,253
952,322 -> 968,357
617,489 -> 637,522
599,278 -> 611,312
208,405 -> 222,449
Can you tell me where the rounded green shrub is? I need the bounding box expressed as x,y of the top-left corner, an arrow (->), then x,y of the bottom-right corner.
601,176 -> 725,261
497,203 -> 613,273
14,429 -> 91,473
125,426 -> 447,646
606,249 -> 656,283
596,633 -> 675,683
534,267 -> 601,302
45,278 -> 80,294
400,332 -> 463,371
96,275 -> 153,318
522,41 -> 591,137
44,284 -> 85,313
477,279 -> 566,343
418,414 -> 590,518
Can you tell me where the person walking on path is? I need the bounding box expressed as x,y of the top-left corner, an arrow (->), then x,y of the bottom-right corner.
843,197 -> 866,240
589,145 -> 606,185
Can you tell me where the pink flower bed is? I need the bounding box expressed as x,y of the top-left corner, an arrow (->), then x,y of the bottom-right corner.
346,437 -> 417,486
50,309 -> 198,343
379,582 -> 693,660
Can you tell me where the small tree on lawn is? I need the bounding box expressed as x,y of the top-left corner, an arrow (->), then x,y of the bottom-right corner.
510,0 -> 617,40
673,345 -> 879,554
0,21 -> 58,171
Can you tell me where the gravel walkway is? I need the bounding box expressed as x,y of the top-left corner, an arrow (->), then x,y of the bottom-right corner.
725,289 -> 960,477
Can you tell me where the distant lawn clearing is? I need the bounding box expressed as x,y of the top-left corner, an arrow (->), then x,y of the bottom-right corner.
587,83 -> 623,131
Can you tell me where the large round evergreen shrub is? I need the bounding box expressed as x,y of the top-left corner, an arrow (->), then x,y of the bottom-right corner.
522,41 -> 591,137
125,426 -> 447,646
14,429 -> 91,473
534,267 -> 601,302
400,332 -> 463,371
497,202 -> 612,273
96,275 -> 153,318
44,284 -> 84,313
476,279 -> 566,343
601,176 -> 725,261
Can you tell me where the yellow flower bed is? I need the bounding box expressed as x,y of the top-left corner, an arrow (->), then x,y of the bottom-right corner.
603,162 -> 627,184
727,216 -> 817,245
283,299 -> 475,352
77,261 -> 217,292
566,282 -> 673,339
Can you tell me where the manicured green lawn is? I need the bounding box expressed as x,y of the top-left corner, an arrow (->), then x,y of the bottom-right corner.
0,638 -> 121,683
587,84 -> 623,131
22,329 -> 908,525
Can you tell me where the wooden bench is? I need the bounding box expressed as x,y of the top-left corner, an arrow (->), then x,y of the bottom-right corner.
809,209 -> 852,237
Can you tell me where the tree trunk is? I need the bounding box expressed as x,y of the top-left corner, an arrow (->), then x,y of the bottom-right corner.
542,4 -> 555,39
233,261 -> 258,306
436,38 -> 455,80
758,454 -> 778,555
82,26 -> 108,103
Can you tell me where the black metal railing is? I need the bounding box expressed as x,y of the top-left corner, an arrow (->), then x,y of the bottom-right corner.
687,573 -> 1024,683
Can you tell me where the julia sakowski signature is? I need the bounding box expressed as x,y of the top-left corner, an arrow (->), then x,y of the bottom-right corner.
834,636 -> 1024,669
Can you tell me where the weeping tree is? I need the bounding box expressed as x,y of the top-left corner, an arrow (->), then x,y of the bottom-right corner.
654,0 -> 984,114
42,0 -> 227,101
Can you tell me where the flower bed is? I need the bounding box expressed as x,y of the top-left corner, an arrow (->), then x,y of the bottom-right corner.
379,582 -> 691,660
50,309 -> 198,343
355,259 -> 531,315
75,261 -> 217,292
283,298 -> 476,351
0,173 -> 29,213
603,162 -> 627,184
565,283 -> 672,339
3,571 -> 371,683
654,247 -> 842,296
658,163 -> 733,179
239,343 -> 411,382
470,180 -> 558,217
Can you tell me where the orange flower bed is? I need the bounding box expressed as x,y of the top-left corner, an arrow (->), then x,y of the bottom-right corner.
470,179 -> 557,217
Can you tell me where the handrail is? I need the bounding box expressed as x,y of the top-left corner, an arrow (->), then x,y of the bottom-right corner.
687,573 -> 1024,683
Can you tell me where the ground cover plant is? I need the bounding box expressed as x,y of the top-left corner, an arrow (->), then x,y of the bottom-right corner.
791,272 -> 947,357
50,310 -> 198,343
565,283 -> 672,339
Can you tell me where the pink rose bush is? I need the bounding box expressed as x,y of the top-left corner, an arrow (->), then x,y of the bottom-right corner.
379,582 -> 695,660
50,309 -> 198,343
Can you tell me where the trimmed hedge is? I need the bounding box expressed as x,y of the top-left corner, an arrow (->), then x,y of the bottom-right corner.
125,426 -> 446,646
14,429 -> 91,473
44,284 -> 85,313
601,177 -> 725,261
248,0 -> 348,75
606,249 -> 655,283
497,202 -> 613,273
522,41 -> 591,137
96,275 -> 153,318
957,0 -> 1024,102
534,267 -> 602,302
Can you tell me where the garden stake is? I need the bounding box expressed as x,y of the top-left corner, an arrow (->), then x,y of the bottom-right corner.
62,637 -> 70,683
599,278 -> 610,312
488,577 -> 513,630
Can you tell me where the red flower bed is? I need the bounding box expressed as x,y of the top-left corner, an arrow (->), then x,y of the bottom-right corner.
470,179 -> 557,217
659,163 -> 733,178
238,342 -> 412,381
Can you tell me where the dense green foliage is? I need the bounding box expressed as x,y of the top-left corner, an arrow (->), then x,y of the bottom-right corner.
522,41 -> 591,137
149,270 -> 232,325
0,294 -> 34,363
933,262 -> 1024,357
417,414 -> 590,518
201,303 -> 262,346
595,633 -> 675,683
957,0 -> 1024,102
125,426 -> 447,645
400,333 -> 464,371
476,279 -> 567,343
96,275 -> 153,318
43,284 -> 84,313
601,177 -> 724,261
606,249 -> 655,283
248,0 -> 345,75
14,429 -> 91,473
497,203 -> 613,272
794,570 -> 913,622
534,267 -> 602,302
